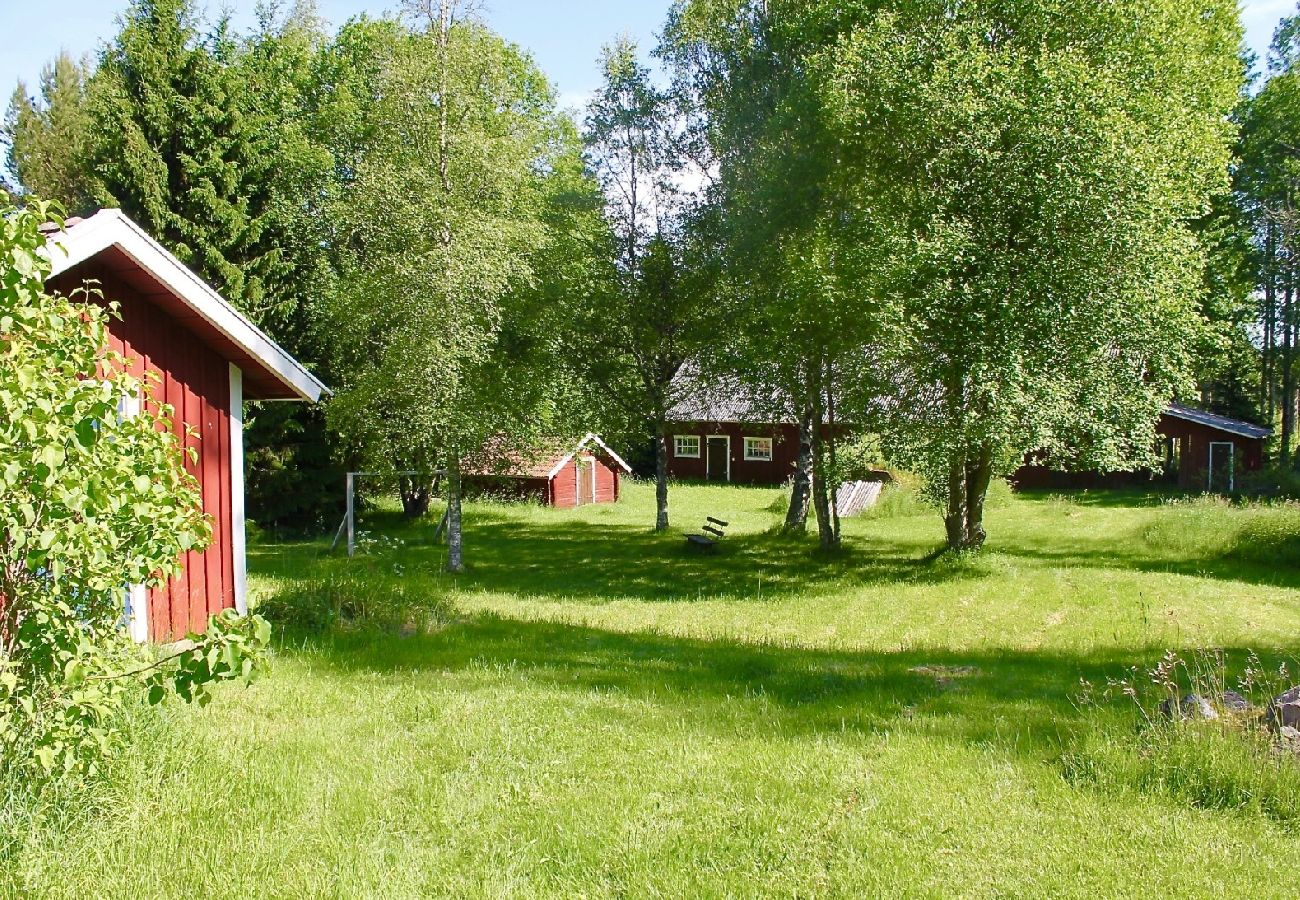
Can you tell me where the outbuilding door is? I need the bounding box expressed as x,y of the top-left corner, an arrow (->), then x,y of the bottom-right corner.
706,436 -> 730,482
1208,442 -> 1235,493
576,456 -> 595,505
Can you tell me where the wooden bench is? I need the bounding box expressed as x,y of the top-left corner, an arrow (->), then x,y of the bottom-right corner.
686,517 -> 729,550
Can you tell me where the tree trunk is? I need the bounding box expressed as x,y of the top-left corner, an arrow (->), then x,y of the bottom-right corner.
1264,225 -> 1277,428
944,455 -> 969,550
399,475 -> 432,519
963,449 -> 993,551
825,361 -> 841,545
1283,275 -> 1294,464
784,405 -> 814,533
808,363 -> 838,550
654,429 -> 670,531
445,453 -> 463,573
944,448 -> 993,552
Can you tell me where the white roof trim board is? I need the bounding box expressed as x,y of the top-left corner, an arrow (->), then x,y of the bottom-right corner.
40,209 -> 327,403
546,433 -> 634,480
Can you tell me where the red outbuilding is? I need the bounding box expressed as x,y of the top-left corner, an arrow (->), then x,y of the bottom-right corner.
43,210 -> 327,642
465,433 -> 632,507
1013,404 -> 1271,492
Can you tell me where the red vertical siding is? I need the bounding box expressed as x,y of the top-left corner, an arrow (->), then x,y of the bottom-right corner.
552,460 -> 578,509
664,422 -> 804,485
51,262 -> 236,641
594,459 -> 617,502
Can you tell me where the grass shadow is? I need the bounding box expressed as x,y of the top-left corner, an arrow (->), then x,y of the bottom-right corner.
293,614 -> 1300,765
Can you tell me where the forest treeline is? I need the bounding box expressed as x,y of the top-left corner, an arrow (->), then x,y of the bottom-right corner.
4,0 -> 1298,557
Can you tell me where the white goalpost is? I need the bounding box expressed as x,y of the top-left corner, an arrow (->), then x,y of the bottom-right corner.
330,470 -> 446,557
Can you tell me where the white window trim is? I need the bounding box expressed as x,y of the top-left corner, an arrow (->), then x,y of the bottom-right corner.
706,434 -> 731,482
743,436 -> 774,462
674,434 -> 701,459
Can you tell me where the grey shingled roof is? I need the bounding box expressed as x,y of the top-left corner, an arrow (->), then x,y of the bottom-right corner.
666,371 -> 794,424
1166,404 -> 1271,440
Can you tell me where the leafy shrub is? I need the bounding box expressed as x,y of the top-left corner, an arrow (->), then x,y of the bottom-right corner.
1237,463 -> 1300,500
0,203 -> 269,782
830,433 -> 890,482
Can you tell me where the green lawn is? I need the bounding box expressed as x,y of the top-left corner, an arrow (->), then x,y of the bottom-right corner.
6,482 -> 1300,898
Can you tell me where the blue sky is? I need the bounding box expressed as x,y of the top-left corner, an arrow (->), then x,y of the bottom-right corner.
0,1 -> 668,111
0,1 -> 1295,111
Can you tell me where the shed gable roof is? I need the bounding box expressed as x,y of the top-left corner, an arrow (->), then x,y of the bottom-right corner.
1165,404 -> 1271,440
465,433 -> 632,480
41,210 -> 327,402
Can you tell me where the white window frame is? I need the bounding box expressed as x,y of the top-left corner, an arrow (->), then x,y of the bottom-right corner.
674,434 -> 701,458
743,436 -> 774,462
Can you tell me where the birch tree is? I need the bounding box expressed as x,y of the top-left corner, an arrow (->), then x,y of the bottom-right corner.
579,38 -> 707,532
821,0 -> 1243,549
325,3 -> 581,571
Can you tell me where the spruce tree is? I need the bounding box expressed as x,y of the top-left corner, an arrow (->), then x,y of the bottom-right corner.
87,0 -> 289,323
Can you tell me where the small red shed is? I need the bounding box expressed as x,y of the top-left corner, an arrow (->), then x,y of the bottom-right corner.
1159,404 -> 1270,492
465,434 -> 631,507
43,210 -> 327,642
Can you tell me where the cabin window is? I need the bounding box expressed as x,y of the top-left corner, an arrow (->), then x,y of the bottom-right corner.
674,435 -> 701,458
744,437 -> 773,461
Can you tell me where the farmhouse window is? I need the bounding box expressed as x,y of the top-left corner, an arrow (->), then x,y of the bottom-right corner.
674,435 -> 701,458
744,437 -> 773,461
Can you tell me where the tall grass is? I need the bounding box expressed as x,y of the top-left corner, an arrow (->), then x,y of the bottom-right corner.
1065,648 -> 1300,828
257,564 -> 455,635
1063,722 -> 1300,826
1137,495 -> 1300,567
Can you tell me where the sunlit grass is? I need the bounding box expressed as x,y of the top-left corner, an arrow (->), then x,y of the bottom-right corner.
5,480 -> 1300,898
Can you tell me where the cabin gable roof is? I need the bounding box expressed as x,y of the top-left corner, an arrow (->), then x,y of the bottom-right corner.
41,209 -> 327,402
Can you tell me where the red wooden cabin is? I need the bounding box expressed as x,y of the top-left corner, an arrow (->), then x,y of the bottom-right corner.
43,210 -> 327,642
665,384 -> 838,486
465,434 -> 631,507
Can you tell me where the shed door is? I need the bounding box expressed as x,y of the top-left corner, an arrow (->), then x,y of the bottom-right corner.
1208,442 -> 1235,493
576,457 -> 595,505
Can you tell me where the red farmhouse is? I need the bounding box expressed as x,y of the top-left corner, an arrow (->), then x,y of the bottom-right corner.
44,210 -> 327,642
465,434 -> 632,507
664,381 -> 826,485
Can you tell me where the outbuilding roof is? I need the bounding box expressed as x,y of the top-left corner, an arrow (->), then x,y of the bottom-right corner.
40,209 -> 328,402
1165,404 -> 1272,440
466,433 -> 632,480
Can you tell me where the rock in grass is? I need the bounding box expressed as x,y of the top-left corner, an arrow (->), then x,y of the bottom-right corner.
1220,689 -> 1251,713
1159,694 -> 1219,721
1267,686 -> 1300,730
1277,726 -> 1300,755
